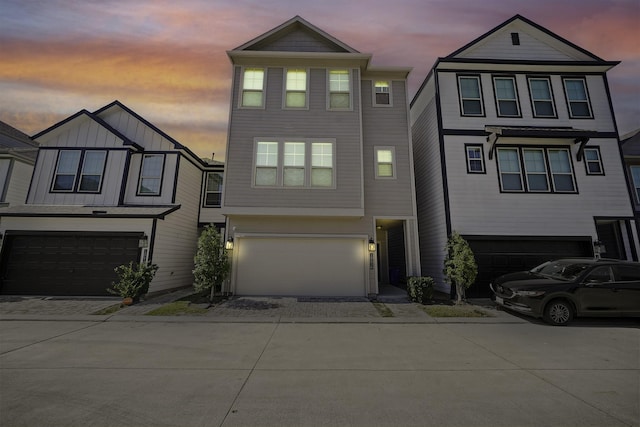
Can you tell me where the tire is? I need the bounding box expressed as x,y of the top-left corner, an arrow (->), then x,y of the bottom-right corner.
543,299 -> 574,326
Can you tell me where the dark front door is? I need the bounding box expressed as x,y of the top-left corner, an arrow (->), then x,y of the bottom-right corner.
0,232 -> 141,296
596,221 -> 623,259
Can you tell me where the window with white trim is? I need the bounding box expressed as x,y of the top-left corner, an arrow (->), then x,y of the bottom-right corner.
458,75 -> 484,116
375,147 -> 395,178
204,172 -> 223,207
497,147 -> 576,193
138,154 -> 164,195
465,145 -> 485,173
284,142 -> 305,186
52,150 -> 107,193
528,77 -> 556,117
241,68 -> 265,108
374,81 -> 391,106
255,141 -> 278,186
311,142 -> 333,187
563,78 -> 592,118
630,166 -> 640,203
584,147 -> 604,175
493,76 -> 520,117
285,69 -> 307,108
328,70 -> 350,109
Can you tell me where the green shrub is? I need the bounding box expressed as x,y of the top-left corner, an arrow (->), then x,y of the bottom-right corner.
107,262 -> 159,300
443,231 -> 478,305
193,226 -> 230,298
406,276 -> 435,304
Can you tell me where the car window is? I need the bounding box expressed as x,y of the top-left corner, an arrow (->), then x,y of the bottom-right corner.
532,261 -> 590,280
584,266 -> 613,284
613,265 -> 640,282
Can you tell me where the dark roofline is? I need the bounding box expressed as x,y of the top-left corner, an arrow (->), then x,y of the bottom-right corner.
446,14 -> 607,62
0,120 -> 39,147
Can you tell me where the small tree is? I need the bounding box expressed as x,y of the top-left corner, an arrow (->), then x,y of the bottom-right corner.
193,225 -> 230,302
443,231 -> 478,305
108,262 -> 159,302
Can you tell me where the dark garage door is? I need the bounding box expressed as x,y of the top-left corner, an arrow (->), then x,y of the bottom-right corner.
465,237 -> 593,298
0,232 -> 142,296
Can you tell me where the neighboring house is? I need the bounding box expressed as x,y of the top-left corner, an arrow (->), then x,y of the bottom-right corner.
410,15 -> 636,297
0,101 -> 224,296
222,16 -> 421,297
0,121 -> 38,207
621,128 -> 640,239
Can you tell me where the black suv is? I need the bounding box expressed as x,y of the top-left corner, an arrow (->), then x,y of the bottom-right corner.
490,258 -> 640,325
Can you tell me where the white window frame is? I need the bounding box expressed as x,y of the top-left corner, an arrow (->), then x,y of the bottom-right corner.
284,68 -> 308,109
563,77 -> 593,118
465,145 -> 485,173
373,80 -> 392,107
458,75 -> 484,116
240,67 -> 265,108
283,142 -> 306,186
254,141 -> 279,187
375,146 -> 396,179
584,147 -> 604,175
204,171 -> 223,207
327,69 -> 352,110
493,76 -> 520,117
137,154 -> 164,196
528,77 -> 556,118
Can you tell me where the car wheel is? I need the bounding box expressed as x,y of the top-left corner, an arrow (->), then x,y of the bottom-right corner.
544,300 -> 574,326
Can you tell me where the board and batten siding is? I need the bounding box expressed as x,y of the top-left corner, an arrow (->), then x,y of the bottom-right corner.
445,136 -> 633,236
1,159 -> 32,205
123,152 -> 178,205
224,66 -> 363,210
148,157 -> 202,292
361,80 -> 415,217
410,77 -> 449,290
438,72 -> 616,132
98,110 -> 177,152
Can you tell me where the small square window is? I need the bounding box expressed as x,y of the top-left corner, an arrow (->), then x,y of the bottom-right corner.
465,146 -> 485,173
584,148 -> 604,175
374,81 -> 391,106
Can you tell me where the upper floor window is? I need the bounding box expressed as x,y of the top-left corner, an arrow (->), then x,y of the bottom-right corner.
563,78 -> 592,118
241,68 -> 265,108
584,147 -> 604,175
458,75 -> 484,116
497,147 -> 576,193
493,76 -> 520,117
204,172 -> 223,207
138,154 -> 164,195
374,81 -> 391,106
328,70 -> 350,109
52,150 -> 106,193
375,147 -> 395,178
465,145 -> 485,173
528,77 -> 556,118
285,69 -> 307,108
255,139 -> 334,188
631,166 -> 640,203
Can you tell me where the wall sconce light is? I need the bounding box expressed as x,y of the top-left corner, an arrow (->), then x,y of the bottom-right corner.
138,234 -> 148,249
225,237 -> 234,250
368,238 -> 376,252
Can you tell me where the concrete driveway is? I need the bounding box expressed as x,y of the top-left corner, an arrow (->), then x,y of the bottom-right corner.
1,319 -> 638,427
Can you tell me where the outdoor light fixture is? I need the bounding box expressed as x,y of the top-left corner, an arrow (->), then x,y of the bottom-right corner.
225,237 -> 234,250
368,238 -> 376,252
138,234 -> 148,248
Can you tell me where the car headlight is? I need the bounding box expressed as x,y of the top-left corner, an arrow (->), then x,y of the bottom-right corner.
514,290 -> 545,297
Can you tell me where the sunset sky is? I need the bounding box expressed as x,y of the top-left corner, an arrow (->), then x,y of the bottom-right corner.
1,0 -> 638,159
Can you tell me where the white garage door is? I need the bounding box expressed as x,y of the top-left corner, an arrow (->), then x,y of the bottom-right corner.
234,236 -> 367,296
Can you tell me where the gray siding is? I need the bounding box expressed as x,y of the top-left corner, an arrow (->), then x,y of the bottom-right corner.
99,110 -> 176,151
254,29 -> 343,52
1,159 -> 32,205
224,66 -> 363,210
123,152 -> 178,206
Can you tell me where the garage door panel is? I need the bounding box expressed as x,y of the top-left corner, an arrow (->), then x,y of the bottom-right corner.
235,237 -> 366,297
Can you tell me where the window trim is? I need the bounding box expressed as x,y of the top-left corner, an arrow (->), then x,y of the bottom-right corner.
283,68 -> 308,109
465,144 -> 486,174
239,67 -> 266,109
374,146 -> 396,179
457,74 -> 485,117
583,147 -> 605,175
203,171 -> 224,207
527,76 -> 557,118
522,148 -> 550,192
50,149 -> 108,194
492,75 -> 521,118
252,138 -> 336,189
327,69 -> 352,111
562,77 -> 593,119
137,153 -> 165,196
372,80 -> 392,107
496,146 -> 577,194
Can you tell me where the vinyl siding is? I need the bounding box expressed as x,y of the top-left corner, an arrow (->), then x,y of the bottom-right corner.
1,159 -> 32,205
123,152 -> 178,205
224,66 -> 363,210
255,28 -> 343,52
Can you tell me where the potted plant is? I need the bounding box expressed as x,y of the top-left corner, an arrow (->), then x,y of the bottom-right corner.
107,262 -> 159,305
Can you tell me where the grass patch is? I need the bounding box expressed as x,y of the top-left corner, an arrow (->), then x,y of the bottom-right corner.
177,292 -> 226,305
421,304 -> 492,318
145,301 -> 208,316
372,302 -> 394,317
91,304 -> 123,315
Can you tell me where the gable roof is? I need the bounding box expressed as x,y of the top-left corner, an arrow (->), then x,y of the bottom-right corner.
233,15 -> 358,53
0,120 -> 39,163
